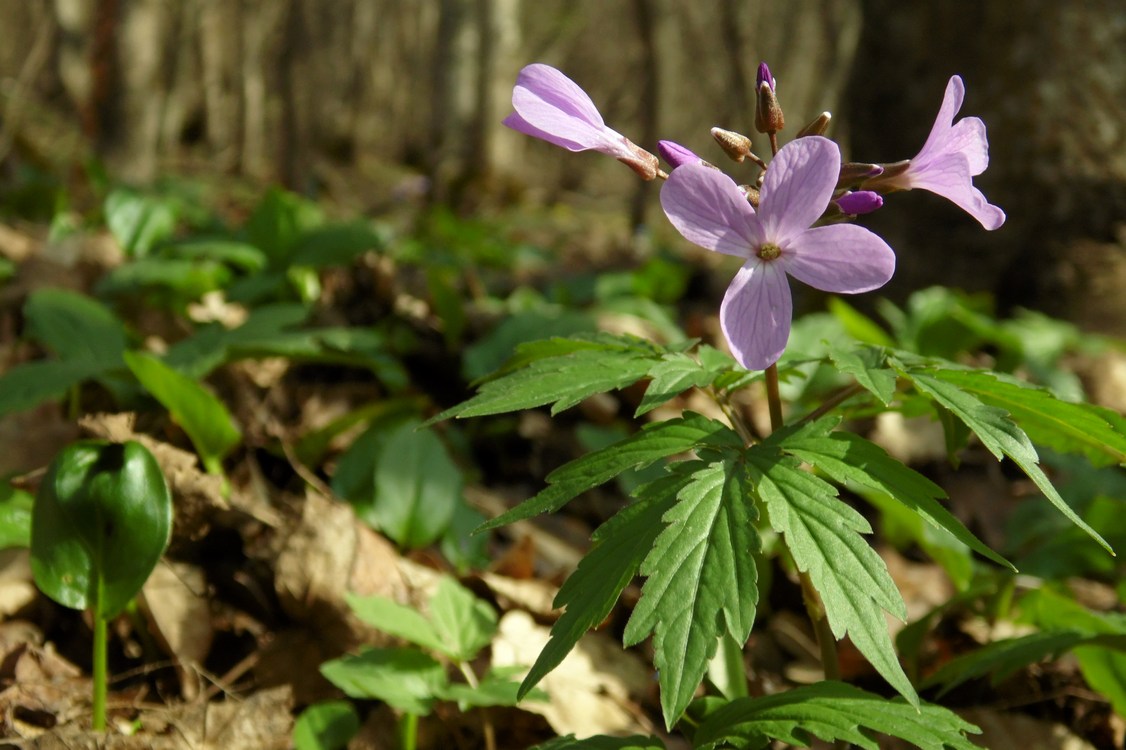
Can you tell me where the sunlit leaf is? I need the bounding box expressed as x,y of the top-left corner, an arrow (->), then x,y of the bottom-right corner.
429,576 -> 497,661
104,188 -> 178,257
320,647 -> 445,715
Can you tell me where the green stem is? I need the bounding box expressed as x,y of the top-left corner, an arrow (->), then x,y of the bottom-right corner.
400,712 -> 419,750
92,613 -> 107,731
763,363 -> 784,432
713,633 -> 750,699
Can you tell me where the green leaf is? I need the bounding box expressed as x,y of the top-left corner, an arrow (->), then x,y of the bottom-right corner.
623,460 -> 760,727
31,440 -> 172,617
291,222 -> 384,267
825,343 -> 896,406
439,666 -> 545,709
123,351 -> 242,472
929,368 -> 1126,467
774,417 -> 1012,572
635,352 -> 723,416
369,420 -> 463,549
693,681 -> 981,750
24,288 -> 127,366
0,359 -> 107,417
746,446 -> 917,707
428,576 -> 497,661
320,647 -> 446,715
531,735 -> 666,750
292,700 -> 360,750
244,187 -> 323,265
344,592 -> 445,654
898,363 -> 1113,553
827,298 -> 896,347
160,238 -> 267,271
0,483 -> 34,549
104,188 -> 178,257
480,412 -> 740,531
95,258 -> 231,305
519,476 -> 683,698
921,630 -> 1097,695
1074,646 -> 1126,719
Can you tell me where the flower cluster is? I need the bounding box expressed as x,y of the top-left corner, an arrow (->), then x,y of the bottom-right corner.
504,63 -> 1005,371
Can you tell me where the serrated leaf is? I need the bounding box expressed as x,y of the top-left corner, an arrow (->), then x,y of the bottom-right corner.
826,343 -> 896,406
344,592 -> 445,654
921,630 -> 1097,695
694,681 -> 981,750
531,735 -> 666,750
930,368 -> 1126,467
635,353 -> 721,416
480,412 -> 740,531
745,447 -> 917,706
519,475 -> 683,698
899,364 -> 1112,553
774,417 -> 1013,571
431,348 -> 654,423
319,647 -> 445,715
429,576 -> 497,661
292,700 -> 360,750
623,460 -> 759,728
123,351 -> 242,472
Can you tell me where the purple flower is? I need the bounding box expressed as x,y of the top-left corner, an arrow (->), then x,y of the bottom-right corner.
879,76 -> 1005,230
503,64 -> 658,179
658,140 -> 701,169
661,136 -> 895,370
835,190 -> 883,216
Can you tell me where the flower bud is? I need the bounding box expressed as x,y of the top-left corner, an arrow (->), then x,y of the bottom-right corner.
797,111 -> 832,138
738,184 -> 761,207
658,140 -> 702,169
711,127 -> 754,163
837,162 -> 884,189
859,160 -> 911,192
754,62 -> 784,134
835,190 -> 883,216
618,140 -> 661,180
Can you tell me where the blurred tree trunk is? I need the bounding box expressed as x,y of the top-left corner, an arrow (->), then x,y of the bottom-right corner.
847,0 -> 1126,333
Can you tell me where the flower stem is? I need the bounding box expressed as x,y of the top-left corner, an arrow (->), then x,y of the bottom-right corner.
763,364 -> 784,432
400,712 -> 419,750
92,614 -> 107,731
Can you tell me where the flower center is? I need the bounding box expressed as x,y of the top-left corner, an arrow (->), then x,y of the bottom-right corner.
756,242 -> 782,261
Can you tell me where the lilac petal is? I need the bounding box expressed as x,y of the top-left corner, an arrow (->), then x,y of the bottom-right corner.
783,224 -> 896,293
906,152 -> 1006,230
514,64 -> 604,128
834,190 -> 883,216
721,260 -> 792,371
758,136 -> 840,242
660,163 -> 764,258
915,76 -> 965,164
945,117 -> 989,175
502,112 -> 588,152
658,140 -> 700,168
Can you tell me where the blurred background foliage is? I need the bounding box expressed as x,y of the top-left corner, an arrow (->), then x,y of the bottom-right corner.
0,0 -> 1123,331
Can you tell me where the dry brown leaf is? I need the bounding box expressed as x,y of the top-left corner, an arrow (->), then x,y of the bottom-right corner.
0,548 -> 37,618
140,562 -> 213,701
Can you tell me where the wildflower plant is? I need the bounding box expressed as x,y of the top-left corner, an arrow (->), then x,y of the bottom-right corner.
436,63 -> 1126,748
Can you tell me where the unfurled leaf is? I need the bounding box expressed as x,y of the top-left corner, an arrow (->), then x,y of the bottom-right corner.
623,460 -> 759,727
344,593 -> 445,655
897,362 -> 1112,553
31,440 -> 172,617
104,189 -> 178,257
773,417 -> 1012,572
292,700 -> 360,750
123,351 -> 241,473
24,288 -> 127,366
429,576 -> 497,661
519,475 -> 682,698
693,681 -> 981,750
746,446 -> 917,706
320,647 -> 446,715
480,412 -> 740,531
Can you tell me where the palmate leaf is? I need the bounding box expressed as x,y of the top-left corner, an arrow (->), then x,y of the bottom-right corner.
693,681 -> 981,750
745,447 -> 917,707
635,352 -> 728,416
929,367 -> 1126,467
480,412 -> 740,531
772,417 -> 1013,571
895,361 -> 1113,553
825,342 -> 896,406
517,473 -> 685,699
623,460 -> 759,728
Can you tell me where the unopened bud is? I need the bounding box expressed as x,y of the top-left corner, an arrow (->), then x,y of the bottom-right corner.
860,160 -> 912,192
754,62 -> 784,134
618,140 -> 661,180
837,162 -> 884,189
710,127 -> 753,163
738,184 -> 760,208
797,112 -> 832,138
835,190 -> 883,216
658,140 -> 701,169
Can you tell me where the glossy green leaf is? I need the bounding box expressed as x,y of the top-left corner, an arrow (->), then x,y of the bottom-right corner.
480,412 -> 740,531
429,576 -> 497,661
369,419 -> 462,549
320,647 -> 445,715
292,700 -> 360,750
30,440 -> 172,617
746,446 -> 917,707
123,351 -> 241,472
694,682 -> 981,750
623,460 -> 760,727
104,189 -> 178,257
